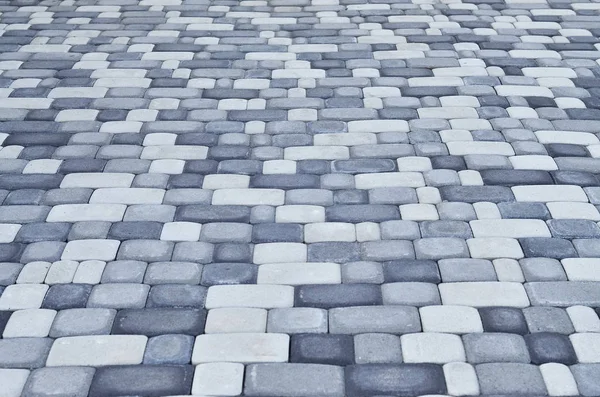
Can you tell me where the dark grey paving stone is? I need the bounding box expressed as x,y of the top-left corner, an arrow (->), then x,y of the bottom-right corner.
519,238 -> 578,259
479,307 -> 529,335
295,284 -> 382,309
383,260 -> 441,283
175,205 -> 251,223
438,186 -> 514,203
547,219 -> 600,238
0,311 -> 12,335
497,203 -> 551,220
252,224 -> 303,243
325,205 -> 400,223
42,284 -> 92,310
345,364 -> 446,397
480,170 -> 554,186
111,308 -> 206,336
15,222 -> 71,242
88,365 -> 193,397
525,332 -> 577,365
290,334 -> 354,366
108,221 -> 163,240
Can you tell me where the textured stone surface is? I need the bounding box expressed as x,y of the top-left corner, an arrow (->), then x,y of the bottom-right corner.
0,0 -> 600,395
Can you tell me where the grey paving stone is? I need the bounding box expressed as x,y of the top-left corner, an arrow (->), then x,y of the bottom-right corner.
0,262 -> 23,286
117,240 -> 173,262
476,363 -> 547,395
520,258 -> 567,281
147,285 -> 207,308
87,284 -> 149,309
308,242 -> 360,263
143,334 -> 194,365
0,338 -> 53,369
22,367 -> 95,397
571,364 -> 600,397
341,262 -> 384,284
438,259 -> 496,282
49,308 -> 116,338
100,261 -> 147,284
329,306 -> 421,334
523,307 -> 575,334
463,333 -> 530,363
144,262 -> 202,285
345,364 -> 446,397
354,334 -> 402,364
526,282 -> 600,307
245,364 -> 345,397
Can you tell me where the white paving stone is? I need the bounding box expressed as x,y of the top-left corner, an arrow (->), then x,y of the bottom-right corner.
192,333 -> 289,363
46,335 -> 148,366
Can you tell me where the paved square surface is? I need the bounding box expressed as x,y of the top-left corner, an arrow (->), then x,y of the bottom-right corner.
0,0 -> 600,395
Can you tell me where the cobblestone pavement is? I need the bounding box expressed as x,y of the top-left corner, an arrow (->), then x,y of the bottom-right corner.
2,0 -> 600,395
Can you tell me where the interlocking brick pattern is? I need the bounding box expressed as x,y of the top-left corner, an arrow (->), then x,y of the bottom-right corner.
1,0 -> 600,395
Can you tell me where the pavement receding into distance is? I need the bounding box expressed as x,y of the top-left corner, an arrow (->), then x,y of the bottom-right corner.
1,0 -> 600,395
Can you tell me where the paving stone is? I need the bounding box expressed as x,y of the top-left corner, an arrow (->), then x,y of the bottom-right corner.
0,338 -> 53,369
21,367 -> 95,397
112,308 -> 206,336
47,335 -> 147,367
143,334 -> 194,365
476,363 -> 547,395
268,308 -> 328,334
245,363 -> 345,397
87,284 -> 149,309
345,364 -> 447,397
4,309 -> 55,338
88,365 -> 193,397
295,284 -> 382,309
354,333 -> 402,364
290,334 -> 354,365
0,368 -> 30,397
329,306 -> 421,334
193,333 -> 289,364
49,308 -> 116,338
571,364 -> 600,396
463,333 -> 530,363
401,333 -> 466,364
479,307 -> 529,335
524,306 -> 575,334
192,362 -> 244,396
41,284 -> 92,310
525,332 -> 577,365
